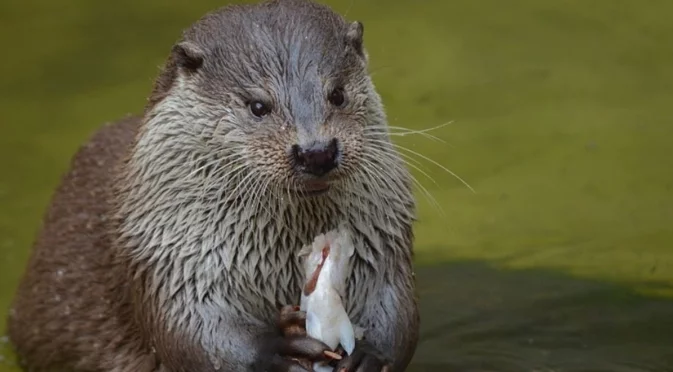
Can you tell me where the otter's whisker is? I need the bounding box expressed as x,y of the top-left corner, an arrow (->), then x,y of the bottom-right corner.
187,152 -> 244,179
356,161 -> 408,213
206,160 -> 246,189
356,155 -> 399,197
259,176 -> 276,213
190,146 -> 244,175
390,131 -> 444,143
365,138 -> 431,173
203,167 -> 247,218
370,144 -> 439,187
290,180 -> 302,207
364,136 -> 467,210
267,177 -> 283,203
189,155 -> 245,210
367,120 -> 455,135
366,127 -> 444,144
241,170 -> 262,209
365,120 -> 456,144
388,120 -> 455,135
358,149 -> 415,204
247,171 -> 274,218
361,150 -> 443,216
396,154 -> 440,187
281,181 -> 292,212
361,144 -> 444,214
225,167 -> 260,206
212,160 -> 250,186
392,144 -> 475,194
208,164 -> 248,210
202,164 -> 246,205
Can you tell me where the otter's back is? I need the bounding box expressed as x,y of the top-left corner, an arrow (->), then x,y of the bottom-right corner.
7,116 -> 145,371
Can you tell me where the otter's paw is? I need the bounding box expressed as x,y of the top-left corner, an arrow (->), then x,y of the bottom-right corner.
256,334 -> 335,372
255,306 -> 341,372
334,339 -> 391,372
278,305 -> 307,337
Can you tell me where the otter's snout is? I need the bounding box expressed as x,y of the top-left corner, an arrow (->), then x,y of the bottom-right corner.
291,139 -> 339,177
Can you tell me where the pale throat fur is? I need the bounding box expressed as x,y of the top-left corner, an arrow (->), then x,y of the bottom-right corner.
111,1 -> 416,339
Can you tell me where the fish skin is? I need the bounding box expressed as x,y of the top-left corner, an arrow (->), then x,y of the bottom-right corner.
299,228 -> 358,370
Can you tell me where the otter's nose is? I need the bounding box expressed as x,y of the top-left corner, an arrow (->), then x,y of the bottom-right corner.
292,139 -> 339,177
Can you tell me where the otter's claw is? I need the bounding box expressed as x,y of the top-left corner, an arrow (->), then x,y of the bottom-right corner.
324,350 -> 343,360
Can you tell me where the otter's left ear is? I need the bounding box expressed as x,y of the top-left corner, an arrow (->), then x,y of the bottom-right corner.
172,41 -> 205,72
346,21 -> 366,60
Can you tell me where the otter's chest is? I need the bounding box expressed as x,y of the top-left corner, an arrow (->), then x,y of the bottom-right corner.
219,219 -> 389,323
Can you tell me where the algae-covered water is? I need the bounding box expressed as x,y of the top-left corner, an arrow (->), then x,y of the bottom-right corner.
1,0 -> 673,371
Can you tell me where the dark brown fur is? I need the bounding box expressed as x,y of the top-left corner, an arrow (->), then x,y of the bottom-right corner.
6,116 -> 159,371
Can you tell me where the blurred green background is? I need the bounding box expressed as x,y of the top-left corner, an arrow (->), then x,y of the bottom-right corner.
1,0 -> 672,370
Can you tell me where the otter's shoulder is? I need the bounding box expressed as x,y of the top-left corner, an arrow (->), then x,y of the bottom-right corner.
39,114 -> 140,230
76,114 -> 140,166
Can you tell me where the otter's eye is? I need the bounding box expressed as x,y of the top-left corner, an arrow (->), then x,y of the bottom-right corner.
249,101 -> 271,118
328,87 -> 346,107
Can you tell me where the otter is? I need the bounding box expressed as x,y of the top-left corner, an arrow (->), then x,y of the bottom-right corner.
7,0 -> 419,371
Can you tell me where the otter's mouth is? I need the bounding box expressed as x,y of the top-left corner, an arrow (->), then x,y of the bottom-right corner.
297,180 -> 331,196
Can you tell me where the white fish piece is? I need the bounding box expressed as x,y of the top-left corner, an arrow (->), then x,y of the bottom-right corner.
299,228 -> 361,371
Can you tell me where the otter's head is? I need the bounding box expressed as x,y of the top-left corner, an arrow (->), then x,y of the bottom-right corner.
139,0 -> 404,210
119,1 -> 414,320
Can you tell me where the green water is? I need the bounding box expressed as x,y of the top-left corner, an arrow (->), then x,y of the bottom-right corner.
1,0 -> 673,370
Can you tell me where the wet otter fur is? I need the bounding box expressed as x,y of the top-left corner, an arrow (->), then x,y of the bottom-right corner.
7,0 -> 419,371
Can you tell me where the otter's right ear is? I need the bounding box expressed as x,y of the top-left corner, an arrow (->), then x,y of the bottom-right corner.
346,21 -> 365,59
172,41 -> 205,72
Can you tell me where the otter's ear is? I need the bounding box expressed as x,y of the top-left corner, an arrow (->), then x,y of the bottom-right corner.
172,41 -> 205,72
346,21 -> 365,58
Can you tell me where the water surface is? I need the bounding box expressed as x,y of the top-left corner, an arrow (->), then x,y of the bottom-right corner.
1,0 -> 672,370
